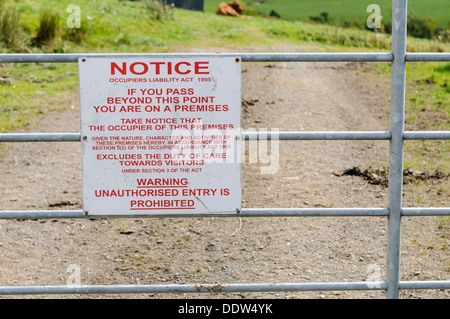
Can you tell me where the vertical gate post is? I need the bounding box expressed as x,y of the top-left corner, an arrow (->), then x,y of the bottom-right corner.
386,0 -> 408,299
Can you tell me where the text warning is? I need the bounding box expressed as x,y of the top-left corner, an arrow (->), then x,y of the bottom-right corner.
79,57 -> 242,215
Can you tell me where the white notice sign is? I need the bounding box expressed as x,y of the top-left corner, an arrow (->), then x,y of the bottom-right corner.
79,57 -> 241,215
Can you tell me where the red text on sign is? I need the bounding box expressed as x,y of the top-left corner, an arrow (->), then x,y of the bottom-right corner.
111,61 -> 210,76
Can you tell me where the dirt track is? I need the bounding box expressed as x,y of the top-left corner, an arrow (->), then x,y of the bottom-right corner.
0,47 -> 448,299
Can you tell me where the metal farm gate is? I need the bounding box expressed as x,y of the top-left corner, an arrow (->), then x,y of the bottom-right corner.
0,0 -> 449,299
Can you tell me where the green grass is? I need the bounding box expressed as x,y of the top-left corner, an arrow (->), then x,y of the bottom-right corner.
205,0 -> 450,28
3,0 -> 448,53
0,62 -> 78,132
374,60 -> 450,174
406,62 -> 450,127
404,62 -> 449,174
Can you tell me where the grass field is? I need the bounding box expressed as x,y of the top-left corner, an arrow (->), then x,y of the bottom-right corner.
205,0 -> 450,27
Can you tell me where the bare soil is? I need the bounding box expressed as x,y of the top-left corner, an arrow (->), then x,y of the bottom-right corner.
0,47 -> 448,299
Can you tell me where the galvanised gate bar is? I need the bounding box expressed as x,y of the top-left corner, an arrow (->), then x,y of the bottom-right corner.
0,0 -> 449,299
